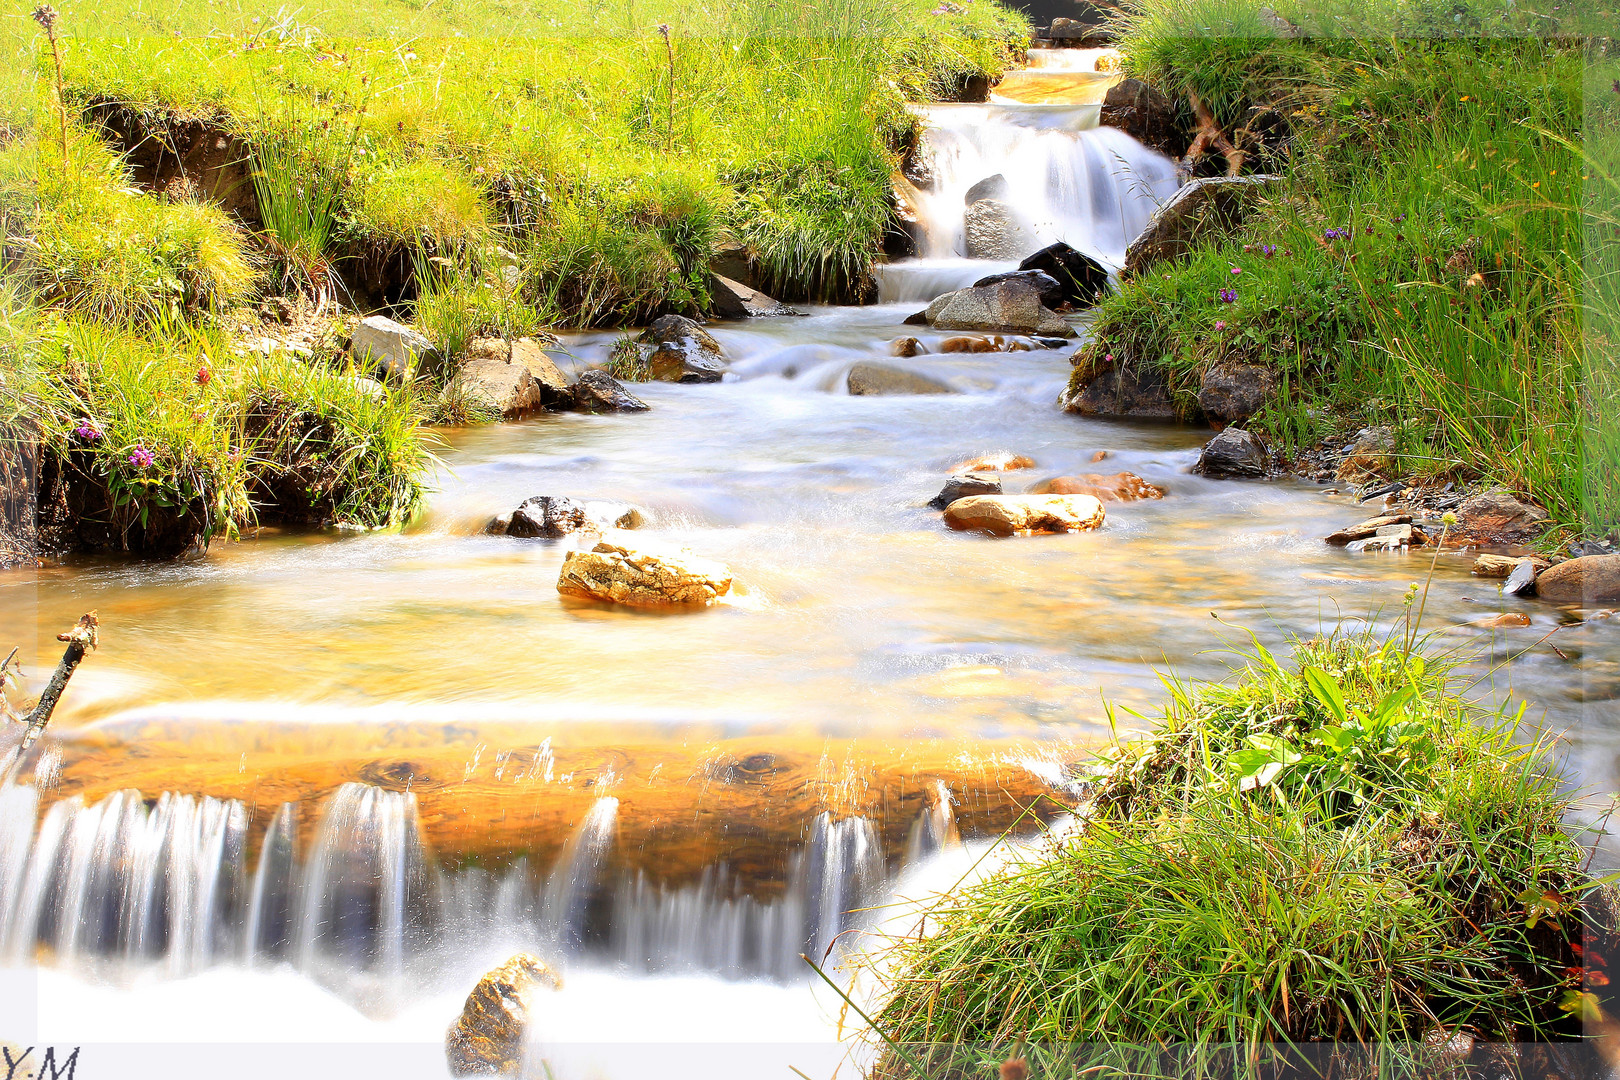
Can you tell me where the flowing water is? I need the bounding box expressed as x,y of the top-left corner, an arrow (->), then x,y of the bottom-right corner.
2,53 -> 1618,1080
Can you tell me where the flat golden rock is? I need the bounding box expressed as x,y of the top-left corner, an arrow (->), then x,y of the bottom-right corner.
1028,472 -> 1165,502
954,452 -> 1036,472
446,953 -> 563,1076
557,539 -> 732,607
943,494 -> 1106,537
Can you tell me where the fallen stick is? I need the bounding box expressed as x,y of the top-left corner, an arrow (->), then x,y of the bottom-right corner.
19,612 -> 97,750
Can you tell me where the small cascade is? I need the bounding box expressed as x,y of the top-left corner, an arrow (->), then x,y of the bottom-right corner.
0,781 -> 915,993
804,812 -> 884,963
2,789 -> 247,971
1025,47 -> 1121,72
293,783 -> 437,977
907,107 -> 1180,267
904,781 -> 961,866
539,796 -> 619,954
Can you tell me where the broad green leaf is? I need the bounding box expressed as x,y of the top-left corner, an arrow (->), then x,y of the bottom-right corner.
1302,666 -> 1348,724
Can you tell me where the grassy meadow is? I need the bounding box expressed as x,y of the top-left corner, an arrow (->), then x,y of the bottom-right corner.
0,0 -> 1027,556
1073,0 -> 1617,537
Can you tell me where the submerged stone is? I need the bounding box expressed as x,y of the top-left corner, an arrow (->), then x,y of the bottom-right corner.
1028,472 -> 1165,502
942,494 -> 1106,536
847,363 -> 953,396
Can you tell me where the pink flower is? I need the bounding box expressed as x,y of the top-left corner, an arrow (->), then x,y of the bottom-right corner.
1230,266 -> 1243,275
1214,320 -> 1227,330
129,446 -> 155,469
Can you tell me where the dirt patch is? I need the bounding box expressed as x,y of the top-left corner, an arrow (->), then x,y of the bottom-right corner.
85,101 -> 261,228
34,453 -> 210,559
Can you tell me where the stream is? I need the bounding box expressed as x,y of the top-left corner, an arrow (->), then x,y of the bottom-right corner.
1,49 -> 1617,1080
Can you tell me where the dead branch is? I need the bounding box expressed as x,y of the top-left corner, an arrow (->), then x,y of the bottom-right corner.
18,612 -> 97,750
1183,91 -> 1245,178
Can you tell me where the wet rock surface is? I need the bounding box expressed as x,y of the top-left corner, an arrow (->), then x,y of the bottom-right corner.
970,269 -> 1064,310
1455,487 -> 1549,544
963,199 -> 1029,260
572,370 -> 650,413
1064,355 -> 1177,419
1534,554 -> 1620,605
929,472 -> 1002,509
445,953 -> 562,1077
847,363 -> 954,396
1099,78 -> 1186,159
557,539 -> 733,607
709,274 -> 797,318
1194,428 -> 1268,478
925,278 -> 1072,336
1028,472 -> 1165,502
1334,427 -> 1396,484
942,494 -> 1106,536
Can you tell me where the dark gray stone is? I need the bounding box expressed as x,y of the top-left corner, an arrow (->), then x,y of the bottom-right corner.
507,496 -> 589,538
971,269 -> 1064,310
1194,428 -> 1268,479
928,472 -> 1002,510
1018,242 -> 1110,309
572,370 -> 650,413
964,174 -> 1009,206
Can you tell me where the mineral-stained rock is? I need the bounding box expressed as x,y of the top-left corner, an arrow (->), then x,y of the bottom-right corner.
648,342 -> 726,383
445,953 -> 563,1077
352,315 -> 439,379
1194,428 -> 1267,478
1334,426 -> 1396,484
557,539 -> 733,607
928,472 -> 1002,510
847,363 -> 953,396
1532,554 -> 1620,605
943,494 -> 1106,536
1122,175 -> 1280,278
1472,553 -> 1550,578
889,337 -> 925,357
1198,362 -> 1277,424
1455,487 -> 1550,544
572,370 -> 650,413
938,336 -> 1000,354
638,314 -> 722,354
1028,472 -> 1165,502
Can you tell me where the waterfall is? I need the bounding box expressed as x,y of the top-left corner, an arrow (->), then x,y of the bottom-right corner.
540,796 -> 619,954
0,782 -> 943,991
292,782 -> 435,977
904,781 -> 961,866
1,789 -> 247,971
907,106 -> 1180,268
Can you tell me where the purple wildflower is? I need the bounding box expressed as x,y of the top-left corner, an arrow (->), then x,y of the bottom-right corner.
1230,265 -> 1243,275
1261,244 -> 1276,257
1218,289 -> 1238,304
1214,320 -> 1227,330
73,420 -> 102,441
129,446 -> 155,469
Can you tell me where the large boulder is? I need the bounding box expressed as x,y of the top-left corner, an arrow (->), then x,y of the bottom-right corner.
943,494 -> 1106,536
1122,175 -> 1281,278
1198,362 -> 1277,424
964,174 -> 1009,205
925,279 -> 1073,336
964,199 -> 1031,260
460,338 -> 573,417
572,370 -> 650,413
928,472 -> 1002,510
1455,487 -> 1549,544
352,315 -> 438,379
848,363 -> 953,396
1047,14 -> 1113,46
1062,355 -> 1177,419
1099,79 -> 1186,160
640,315 -> 727,383
1534,555 -> 1620,605
1017,243 -> 1110,309
1194,428 -> 1268,478
710,274 -> 797,319
1028,472 -> 1166,502
445,953 -> 562,1077
557,539 -> 733,607
971,269 -> 1063,310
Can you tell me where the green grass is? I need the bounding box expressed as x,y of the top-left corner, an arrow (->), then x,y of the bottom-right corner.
870,630 -> 1610,1078
1069,11 -> 1602,534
